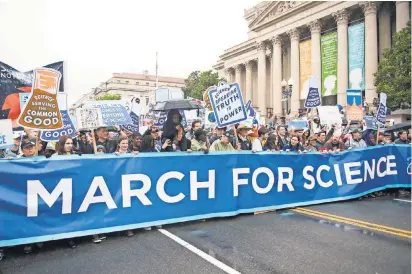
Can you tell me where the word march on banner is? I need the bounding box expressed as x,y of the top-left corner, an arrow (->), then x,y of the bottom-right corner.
208,81 -> 247,127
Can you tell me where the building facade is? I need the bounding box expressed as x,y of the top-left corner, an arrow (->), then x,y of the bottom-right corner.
70,71 -> 186,115
213,1 -> 411,120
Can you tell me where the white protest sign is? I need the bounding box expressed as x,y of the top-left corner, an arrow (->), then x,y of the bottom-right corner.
208,81 -> 247,127
76,108 -> 104,129
375,93 -> 387,125
0,119 -> 14,149
85,100 -> 132,126
317,106 -> 342,125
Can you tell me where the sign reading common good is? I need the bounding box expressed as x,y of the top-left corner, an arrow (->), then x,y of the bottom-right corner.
304,76 -> 321,108
40,110 -> 76,141
346,89 -> 363,121
0,119 -> 14,149
17,68 -> 63,130
85,100 -> 132,127
375,93 -> 387,126
208,81 -> 247,127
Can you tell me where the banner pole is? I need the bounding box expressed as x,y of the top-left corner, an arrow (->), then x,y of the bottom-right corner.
233,126 -> 240,149
91,129 -> 97,154
34,134 -> 39,156
376,124 -> 380,145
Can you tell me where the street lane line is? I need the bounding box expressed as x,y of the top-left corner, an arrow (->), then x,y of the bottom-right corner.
158,229 -> 241,274
295,207 -> 411,234
291,209 -> 412,239
394,199 -> 412,203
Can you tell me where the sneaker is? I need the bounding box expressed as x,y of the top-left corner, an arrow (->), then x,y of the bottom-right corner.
155,225 -> 162,229
126,230 -> 134,237
99,234 -> 107,241
68,240 -> 77,249
144,227 -> 152,231
92,235 -> 102,243
23,245 -> 32,254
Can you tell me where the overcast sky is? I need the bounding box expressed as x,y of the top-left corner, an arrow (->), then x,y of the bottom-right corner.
0,0 -> 259,105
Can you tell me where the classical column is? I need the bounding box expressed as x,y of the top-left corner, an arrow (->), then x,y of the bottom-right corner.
234,64 -> 243,97
224,68 -> 233,83
333,9 -> 349,106
257,41 -> 267,117
360,2 -> 379,104
288,28 -> 300,115
244,61 -> 253,102
396,1 -> 410,31
379,4 -> 392,59
308,19 -> 322,91
271,36 -> 283,117
266,51 -> 273,108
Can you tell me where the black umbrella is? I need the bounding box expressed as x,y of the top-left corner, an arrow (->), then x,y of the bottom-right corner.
151,99 -> 204,112
386,121 -> 411,132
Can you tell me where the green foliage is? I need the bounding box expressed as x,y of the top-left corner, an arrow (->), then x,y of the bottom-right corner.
375,21 -> 411,110
95,94 -> 121,101
182,70 -> 225,100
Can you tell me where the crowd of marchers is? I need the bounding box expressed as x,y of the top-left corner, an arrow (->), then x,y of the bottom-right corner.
0,109 -> 410,259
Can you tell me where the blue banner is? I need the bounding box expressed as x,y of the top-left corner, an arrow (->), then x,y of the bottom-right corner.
0,146 -> 410,247
40,110 -> 76,141
348,23 -> 365,90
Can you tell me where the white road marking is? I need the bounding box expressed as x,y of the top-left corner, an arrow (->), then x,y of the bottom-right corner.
158,229 -> 241,274
394,199 -> 412,203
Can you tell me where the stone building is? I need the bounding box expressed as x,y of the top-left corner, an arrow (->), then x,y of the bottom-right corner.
70,71 -> 185,114
213,1 -> 411,120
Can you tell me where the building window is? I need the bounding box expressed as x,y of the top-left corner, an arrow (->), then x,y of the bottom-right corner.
136,82 -> 139,85
146,97 -> 149,106
125,81 -> 129,84
116,80 -> 120,83
146,82 -> 149,85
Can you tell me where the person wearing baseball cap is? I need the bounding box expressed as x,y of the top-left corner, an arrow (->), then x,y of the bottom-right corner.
18,138 -> 38,158
3,133 -> 22,158
346,128 -> 367,149
210,130 -> 236,151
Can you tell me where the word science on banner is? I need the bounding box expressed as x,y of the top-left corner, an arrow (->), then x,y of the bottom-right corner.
0,61 -> 64,127
85,100 -> 132,126
346,89 -> 363,121
17,68 -> 63,130
0,146 -> 410,247
208,81 -> 247,127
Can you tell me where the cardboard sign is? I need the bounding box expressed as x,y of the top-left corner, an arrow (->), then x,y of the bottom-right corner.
304,76 -> 321,108
287,120 -> 309,131
17,68 -> 63,130
317,106 -> 341,125
346,89 -> 363,121
0,119 -> 14,149
363,116 -> 378,130
208,82 -> 247,127
203,87 -> 214,111
375,93 -> 387,126
76,107 -> 103,129
85,100 -> 132,127
40,110 -> 76,141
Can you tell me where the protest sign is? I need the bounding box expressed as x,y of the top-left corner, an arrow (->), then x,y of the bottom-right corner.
76,107 -> 103,129
0,146 -> 409,247
86,100 -> 132,127
0,61 -> 64,128
17,68 -> 63,130
203,87 -> 214,111
287,120 -> 309,131
120,111 -> 140,135
40,110 -> 76,141
375,93 -> 387,126
19,93 -> 30,109
304,76 -> 321,108
346,89 -> 363,121
0,119 -> 13,149
363,116 -> 378,130
317,106 -> 341,125
208,82 -> 247,127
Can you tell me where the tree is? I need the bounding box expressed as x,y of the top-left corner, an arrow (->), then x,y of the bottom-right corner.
95,94 -> 121,101
375,21 -> 411,110
182,70 -> 225,100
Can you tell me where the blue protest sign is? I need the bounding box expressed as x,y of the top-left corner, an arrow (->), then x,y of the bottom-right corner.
40,110 -> 76,141
86,101 -> 132,127
287,120 -> 309,130
19,93 -> 30,108
208,82 -> 247,127
304,76 -> 321,108
0,146 -> 410,247
119,111 -> 140,135
364,116 -> 377,130
375,93 -> 387,126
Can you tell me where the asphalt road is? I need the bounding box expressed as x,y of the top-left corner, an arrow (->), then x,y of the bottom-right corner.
1,194 -> 411,274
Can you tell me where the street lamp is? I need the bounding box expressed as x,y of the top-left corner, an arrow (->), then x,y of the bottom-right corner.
281,78 -> 293,115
